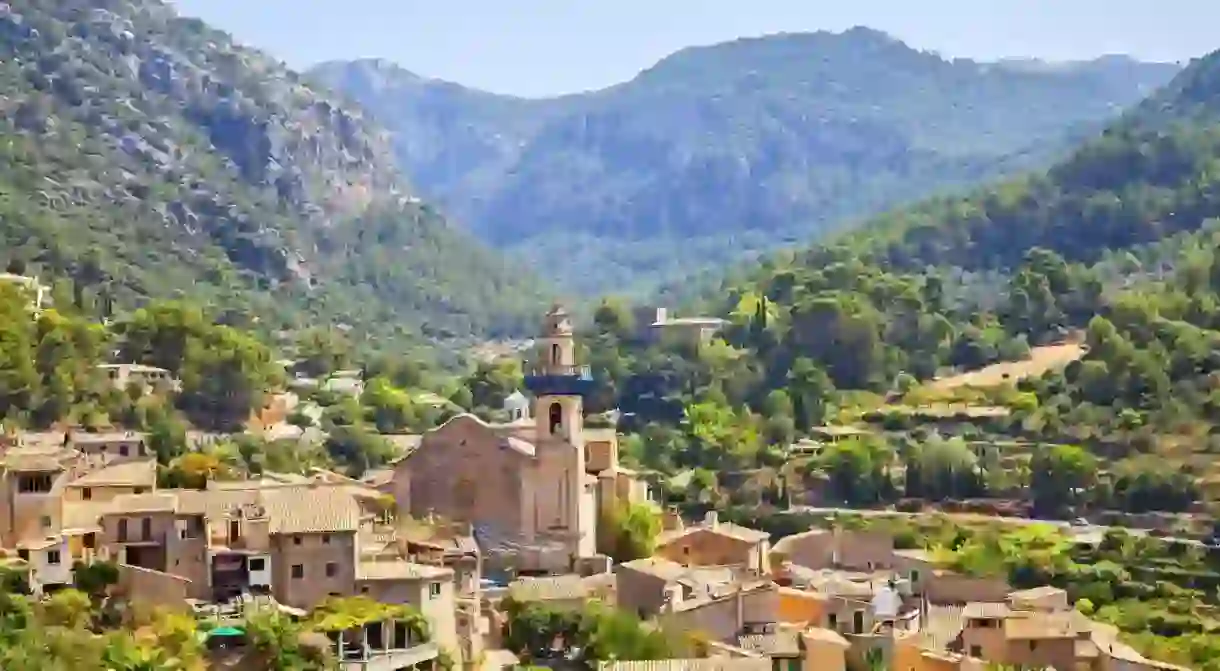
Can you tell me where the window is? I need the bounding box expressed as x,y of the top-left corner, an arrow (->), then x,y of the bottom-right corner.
550,343 -> 560,363
119,445 -> 129,457
249,558 -> 265,571
83,533 -> 96,550
82,487 -> 92,501
322,535 -> 331,545
827,613 -> 837,630
140,517 -> 152,541
17,473 -> 53,493
40,515 -> 51,529
229,520 -> 241,542
291,564 -> 304,579
1029,641 -> 1037,651
970,645 -> 982,658
682,546 -> 690,556
46,550 -> 61,565
910,569 -> 920,583
853,610 -> 864,634
118,519 -> 128,541
325,562 -> 337,578
361,585 -> 369,594
429,582 -> 441,598
549,402 -> 563,435
293,535 -> 302,545
132,487 -> 146,494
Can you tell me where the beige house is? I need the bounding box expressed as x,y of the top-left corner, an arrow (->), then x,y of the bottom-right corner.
390,305 -> 647,573
655,512 -> 771,574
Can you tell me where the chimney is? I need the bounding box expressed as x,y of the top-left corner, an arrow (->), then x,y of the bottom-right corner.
704,510 -> 719,529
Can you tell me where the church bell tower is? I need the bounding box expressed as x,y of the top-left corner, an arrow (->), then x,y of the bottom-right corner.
524,304 -> 594,444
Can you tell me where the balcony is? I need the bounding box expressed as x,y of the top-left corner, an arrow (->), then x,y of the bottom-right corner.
116,529 -> 165,545
338,642 -> 439,671
523,364 -> 596,397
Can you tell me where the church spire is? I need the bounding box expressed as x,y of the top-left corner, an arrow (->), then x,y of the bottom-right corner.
524,303 -> 594,441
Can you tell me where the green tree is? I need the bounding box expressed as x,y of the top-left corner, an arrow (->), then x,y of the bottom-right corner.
598,502 -> 662,562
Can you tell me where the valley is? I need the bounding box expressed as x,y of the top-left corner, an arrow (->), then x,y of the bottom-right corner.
314,33 -> 1179,294
3,1 -> 1220,669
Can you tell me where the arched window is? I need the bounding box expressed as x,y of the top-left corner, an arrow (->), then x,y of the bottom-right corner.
549,402 -> 563,435
551,343 -> 560,365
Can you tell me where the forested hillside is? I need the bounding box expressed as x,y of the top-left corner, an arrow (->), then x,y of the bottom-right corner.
0,0 -> 546,354
312,30 -> 1179,294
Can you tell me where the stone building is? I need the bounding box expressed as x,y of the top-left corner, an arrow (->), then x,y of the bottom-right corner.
390,305 -> 648,573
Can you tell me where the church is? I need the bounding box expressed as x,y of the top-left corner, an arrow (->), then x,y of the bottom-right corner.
389,305 -> 650,573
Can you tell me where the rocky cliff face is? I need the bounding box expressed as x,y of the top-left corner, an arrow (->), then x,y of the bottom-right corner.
0,0 -> 544,346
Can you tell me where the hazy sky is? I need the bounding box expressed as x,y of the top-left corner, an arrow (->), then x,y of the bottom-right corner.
172,0 -> 1212,97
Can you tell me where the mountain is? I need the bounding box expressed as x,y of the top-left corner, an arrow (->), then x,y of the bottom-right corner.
0,0 -> 545,354
831,48 -> 1220,275
311,29 -> 1181,295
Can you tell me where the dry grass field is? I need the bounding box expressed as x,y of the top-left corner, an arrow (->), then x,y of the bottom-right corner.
930,342 -> 1087,391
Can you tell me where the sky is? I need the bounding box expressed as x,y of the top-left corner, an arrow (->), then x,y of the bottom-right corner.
172,0 -> 1213,98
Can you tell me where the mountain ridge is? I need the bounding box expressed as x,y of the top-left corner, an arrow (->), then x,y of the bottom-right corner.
313,29 -> 1181,295
0,0 -> 546,354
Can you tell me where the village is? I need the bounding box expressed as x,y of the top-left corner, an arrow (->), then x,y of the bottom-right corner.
0,304 -> 1189,671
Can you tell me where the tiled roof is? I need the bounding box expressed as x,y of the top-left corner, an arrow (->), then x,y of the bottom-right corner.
963,601 -> 1014,620
1,447 -> 70,471
801,627 -> 850,648
738,631 -> 801,657
507,574 -> 607,602
620,557 -> 688,580
891,548 -> 934,562
657,521 -> 769,546
770,528 -> 830,554
174,488 -> 261,516
17,537 -> 61,551
1008,585 -> 1067,601
69,459 -> 156,487
599,661 -> 770,671
264,486 -> 361,534
356,560 -> 451,582
107,492 -> 178,514
1004,610 -> 1089,640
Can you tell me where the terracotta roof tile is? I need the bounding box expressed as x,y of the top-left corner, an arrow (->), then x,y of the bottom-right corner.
1004,611 -> 1089,640
357,560 -> 451,581
107,492 -> 178,514
264,486 -> 361,534
507,574 -> 611,602
68,459 -> 156,487
1,447 -> 70,472
658,521 -> 770,546
963,601 -> 1014,620
619,557 -> 688,580
770,528 -> 831,554
802,627 -> 850,648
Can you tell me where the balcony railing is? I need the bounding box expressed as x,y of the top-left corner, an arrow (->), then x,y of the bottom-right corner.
117,529 -> 165,544
524,364 -> 592,380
